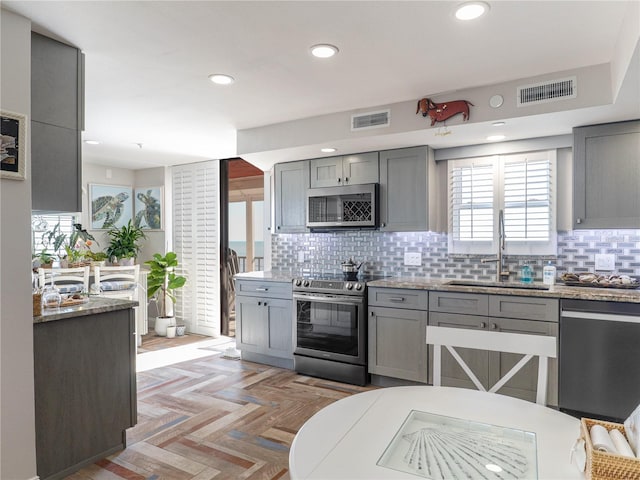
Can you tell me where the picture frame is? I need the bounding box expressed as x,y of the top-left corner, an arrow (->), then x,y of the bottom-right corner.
1,110 -> 27,180
89,184 -> 133,230
134,186 -> 163,230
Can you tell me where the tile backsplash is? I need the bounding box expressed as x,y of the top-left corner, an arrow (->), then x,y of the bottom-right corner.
271,229 -> 640,280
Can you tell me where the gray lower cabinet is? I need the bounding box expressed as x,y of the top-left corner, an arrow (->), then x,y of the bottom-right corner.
310,152 -> 379,188
368,287 -> 429,383
428,291 -> 559,405
573,120 -> 640,228
33,308 -> 136,480
274,161 -> 309,233
235,279 -> 293,368
31,32 -> 84,212
379,146 -> 429,231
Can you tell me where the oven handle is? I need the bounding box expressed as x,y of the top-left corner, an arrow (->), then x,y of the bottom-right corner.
293,293 -> 364,306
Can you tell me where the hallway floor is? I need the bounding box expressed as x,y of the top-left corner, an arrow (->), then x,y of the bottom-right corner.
67,347 -> 375,479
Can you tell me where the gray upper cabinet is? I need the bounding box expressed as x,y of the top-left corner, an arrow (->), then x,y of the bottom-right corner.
31,32 -> 84,212
310,152 -> 379,188
573,120 -> 640,229
379,146 -> 428,231
274,160 -> 309,233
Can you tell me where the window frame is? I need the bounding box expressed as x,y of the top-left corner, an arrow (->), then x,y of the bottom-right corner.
448,150 -> 557,256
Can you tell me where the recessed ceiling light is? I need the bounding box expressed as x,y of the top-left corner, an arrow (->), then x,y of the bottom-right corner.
492,121 -> 506,127
310,44 -> 339,58
84,140 -> 100,145
485,464 -> 503,473
455,1 -> 490,20
487,134 -> 506,142
208,74 -> 235,85
320,147 -> 337,153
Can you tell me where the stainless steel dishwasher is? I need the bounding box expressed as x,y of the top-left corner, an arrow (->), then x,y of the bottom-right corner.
559,299 -> 640,422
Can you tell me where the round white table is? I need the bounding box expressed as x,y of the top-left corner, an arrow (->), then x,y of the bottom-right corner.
289,386 -> 582,479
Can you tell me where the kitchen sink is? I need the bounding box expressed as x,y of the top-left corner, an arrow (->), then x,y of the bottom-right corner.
445,279 -> 550,290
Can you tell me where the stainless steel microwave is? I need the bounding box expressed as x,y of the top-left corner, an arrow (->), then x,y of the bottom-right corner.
306,183 -> 378,229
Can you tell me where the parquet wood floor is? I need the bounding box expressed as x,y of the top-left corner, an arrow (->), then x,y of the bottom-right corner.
138,333 -> 211,352
66,352 -> 377,479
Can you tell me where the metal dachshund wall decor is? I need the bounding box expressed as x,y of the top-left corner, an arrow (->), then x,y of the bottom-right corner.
416,98 -> 474,126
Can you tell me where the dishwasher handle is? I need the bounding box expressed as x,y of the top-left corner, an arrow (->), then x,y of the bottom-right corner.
561,310 -> 640,324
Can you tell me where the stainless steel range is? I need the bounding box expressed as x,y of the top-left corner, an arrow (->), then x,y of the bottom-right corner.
292,274 -> 381,386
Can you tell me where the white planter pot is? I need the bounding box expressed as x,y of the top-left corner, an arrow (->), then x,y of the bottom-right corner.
154,316 -> 175,337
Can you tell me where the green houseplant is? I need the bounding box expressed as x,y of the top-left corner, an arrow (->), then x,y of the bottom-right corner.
106,220 -> 146,265
145,251 -> 187,336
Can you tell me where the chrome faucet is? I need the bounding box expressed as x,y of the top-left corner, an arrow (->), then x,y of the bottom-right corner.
481,209 -> 510,282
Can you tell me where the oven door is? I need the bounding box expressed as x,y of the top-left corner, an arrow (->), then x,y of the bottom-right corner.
293,292 -> 366,366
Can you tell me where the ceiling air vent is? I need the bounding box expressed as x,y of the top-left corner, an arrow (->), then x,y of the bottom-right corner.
351,109 -> 391,131
517,76 -> 577,107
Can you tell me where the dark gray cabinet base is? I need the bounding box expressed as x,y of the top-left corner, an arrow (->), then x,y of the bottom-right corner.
34,309 -> 136,480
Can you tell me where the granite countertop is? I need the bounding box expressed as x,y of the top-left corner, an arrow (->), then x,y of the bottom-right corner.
234,271 -> 296,283
34,296 -> 138,324
234,271 -> 640,303
367,277 -> 640,303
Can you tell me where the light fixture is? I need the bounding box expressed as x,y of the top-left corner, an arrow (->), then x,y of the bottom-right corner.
84,140 -> 100,145
455,1 -> 490,20
485,464 -> 503,473
492,121 -> 506,127
208,73 -> 235,85
487,134 -> 505,142
320,147 -> 337,153
310,44 -> 339,58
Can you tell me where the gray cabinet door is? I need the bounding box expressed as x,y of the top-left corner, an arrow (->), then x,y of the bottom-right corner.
369,306 -> 428,382
343,152 -> 379,185
31,121 -> 81,212
236,295 -> 266,354
310,157 -> 343,188
427,312 -> 490,389
379,146 -> 428,231
265,299 -> 293,359
31,32 -> 82,130
489,317 -> 558,406
573,120 -> 640,228
274,161 -> 309,232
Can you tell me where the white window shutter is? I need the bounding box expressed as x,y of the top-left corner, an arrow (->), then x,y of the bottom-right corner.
172,161 -> 220,337
448,157 -> 497,254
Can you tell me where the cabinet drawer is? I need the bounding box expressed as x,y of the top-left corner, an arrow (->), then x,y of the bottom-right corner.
235,280 -> 292,299
368,288 -> 428,310
429,291 -> 489,315
489,296 -> 558,322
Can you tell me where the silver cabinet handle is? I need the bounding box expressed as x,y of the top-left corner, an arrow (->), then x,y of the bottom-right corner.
255,288 -> 269,292
576,218 -> 582,224
490,323 -> 498,330
479,322 -> 486,328
389,297 -> 405,302
381,222 -> 386,227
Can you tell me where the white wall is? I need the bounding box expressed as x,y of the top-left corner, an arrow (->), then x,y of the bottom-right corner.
82,163 -> 167,264
0,8 -> 38,480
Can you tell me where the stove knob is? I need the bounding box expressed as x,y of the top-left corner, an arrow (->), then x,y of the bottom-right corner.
303,280 -> 310,287
294,279 -> 302,287
355,283 -> 363,291
345,283 -> 353,290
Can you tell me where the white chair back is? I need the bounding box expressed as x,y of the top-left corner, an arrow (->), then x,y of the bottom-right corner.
38,266 -> 90,294
92,264 -> 140,300
426,325 -> 557,405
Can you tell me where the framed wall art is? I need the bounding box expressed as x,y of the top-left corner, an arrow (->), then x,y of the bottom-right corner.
134,186 -> 163,230
89,184 -> 133,230
1,110 -> 27,180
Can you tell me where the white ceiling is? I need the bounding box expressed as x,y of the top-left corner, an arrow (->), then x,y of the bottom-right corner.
3,1 -> 639,171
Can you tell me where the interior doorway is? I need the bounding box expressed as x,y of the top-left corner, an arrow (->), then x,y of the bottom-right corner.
221,158 -> 264,337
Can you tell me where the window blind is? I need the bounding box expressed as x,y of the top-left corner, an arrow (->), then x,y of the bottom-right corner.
172,161 -> 220,337
448,151 -> 556,255
32,214 -> 77,255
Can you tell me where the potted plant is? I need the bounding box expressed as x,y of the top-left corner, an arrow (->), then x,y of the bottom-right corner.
106,220 -> 146,265
145,251 -> 187,336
